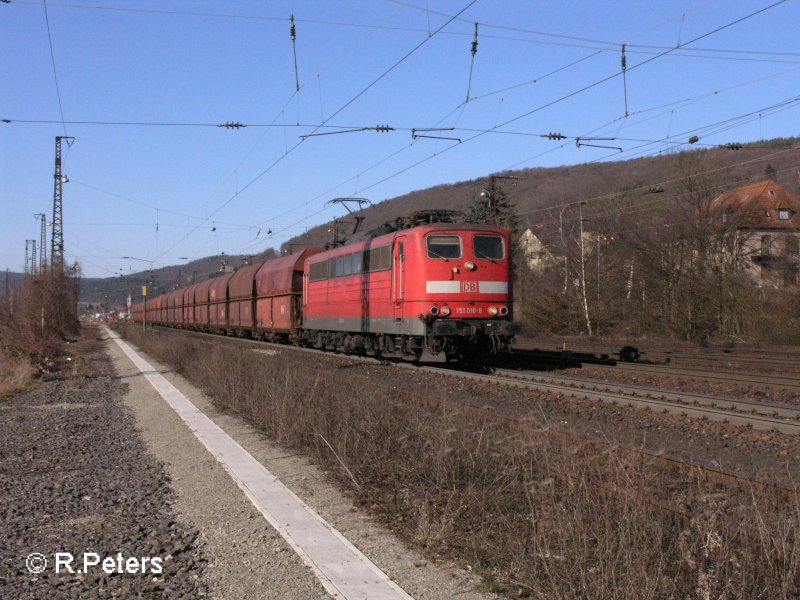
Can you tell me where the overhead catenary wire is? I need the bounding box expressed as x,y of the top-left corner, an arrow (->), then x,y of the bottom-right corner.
41,0 -> 68,137
228,2 -> 795,263
584,96 -> 800,165
477,8 -> 790,155
319,0 -> 791,210
236,2 -> 792,254
16,1 -> 800,61
388,0 -> 800,59
152,0 -> 479,264
14,0 -> 792,274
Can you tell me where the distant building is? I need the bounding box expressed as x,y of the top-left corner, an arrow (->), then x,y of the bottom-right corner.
707,180 -> 800,287
519,228 -> 558,273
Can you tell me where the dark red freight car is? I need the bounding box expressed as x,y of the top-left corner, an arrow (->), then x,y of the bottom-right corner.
255,248 -> 321,340
193,278 -> 214,330
209,272 -> 235,333
227,261 -> 264,333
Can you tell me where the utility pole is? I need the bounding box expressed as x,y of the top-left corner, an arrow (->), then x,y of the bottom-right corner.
35,213 -> 47,271
51,136 -> 74,272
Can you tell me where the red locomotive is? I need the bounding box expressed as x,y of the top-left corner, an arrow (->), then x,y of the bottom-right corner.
131,217 -> 520,362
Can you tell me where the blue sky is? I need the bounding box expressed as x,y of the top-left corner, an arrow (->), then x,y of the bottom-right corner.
2,0 -> 799,277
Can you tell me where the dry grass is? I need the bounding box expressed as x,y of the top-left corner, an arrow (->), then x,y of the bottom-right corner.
123,324 -> 800,599
0,349 -> 36,397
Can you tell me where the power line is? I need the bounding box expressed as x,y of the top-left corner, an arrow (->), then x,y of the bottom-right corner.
17,0 -> 800,60
495,1 -> 789,133
41,0 -> 68,137
388,0 -> 800,58
345,0 -> 791,197
2,118 -> 388,128
17,0 -> 792,274
235,0 -> 792,254
152,0 -> 478,263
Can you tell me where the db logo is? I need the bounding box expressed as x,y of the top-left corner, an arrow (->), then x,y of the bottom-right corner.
461,281 -> 478,293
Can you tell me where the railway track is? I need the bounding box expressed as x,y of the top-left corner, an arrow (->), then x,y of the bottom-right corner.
508,348 -> 800,392
415,365 -> 800,435
516,343 -> 800,372
643,350 -> 800,368
143,326 -> 800,435
603,362 -> 800,392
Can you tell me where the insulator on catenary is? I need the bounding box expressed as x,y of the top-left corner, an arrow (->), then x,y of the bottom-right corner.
621,44 -> 629,118
465,23 -> 479,103
290,14 -> 300,92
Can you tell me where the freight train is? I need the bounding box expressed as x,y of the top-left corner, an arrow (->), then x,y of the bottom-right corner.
131,218 -> 521,362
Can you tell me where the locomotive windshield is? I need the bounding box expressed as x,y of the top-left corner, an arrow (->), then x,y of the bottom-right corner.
474,235 -> 505,260
427,235 -> 462,259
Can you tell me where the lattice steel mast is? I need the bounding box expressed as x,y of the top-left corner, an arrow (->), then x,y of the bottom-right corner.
35,213 -> 47,271
51,136 -> 74,271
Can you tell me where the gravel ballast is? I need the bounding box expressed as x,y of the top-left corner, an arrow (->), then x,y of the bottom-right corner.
0,339 -> 207,599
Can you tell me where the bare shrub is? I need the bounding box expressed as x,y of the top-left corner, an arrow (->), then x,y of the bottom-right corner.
0,267 -> 81,382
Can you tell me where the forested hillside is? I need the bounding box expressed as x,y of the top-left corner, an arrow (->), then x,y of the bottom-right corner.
285,138 -> 799,251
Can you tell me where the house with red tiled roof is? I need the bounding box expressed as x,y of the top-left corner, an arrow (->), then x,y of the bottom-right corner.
707,180 -> 800,287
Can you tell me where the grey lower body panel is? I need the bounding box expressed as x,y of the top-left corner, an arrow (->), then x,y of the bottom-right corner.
303,316 -> 520,338
304,316 -> 426,336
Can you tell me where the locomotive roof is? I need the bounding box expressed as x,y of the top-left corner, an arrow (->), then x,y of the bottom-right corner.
307,223 -> 508,261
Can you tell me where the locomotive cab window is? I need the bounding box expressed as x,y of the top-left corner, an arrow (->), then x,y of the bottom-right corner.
427,235 -> 462,260
474,235 -> 505,260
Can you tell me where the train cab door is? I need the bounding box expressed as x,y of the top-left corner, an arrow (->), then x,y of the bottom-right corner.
392,237 -> 406,322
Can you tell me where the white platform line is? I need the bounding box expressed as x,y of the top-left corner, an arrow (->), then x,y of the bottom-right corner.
105,328 -> 413,600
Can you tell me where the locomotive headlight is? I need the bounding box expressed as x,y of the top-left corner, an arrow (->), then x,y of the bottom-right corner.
499,306 -> 509,316
440,305 -> 451,316
464,261 -> 476,271
488,306 -> 499,316
429,306 -> 440,316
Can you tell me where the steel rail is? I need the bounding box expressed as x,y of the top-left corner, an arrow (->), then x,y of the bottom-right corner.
416,366 -> 800,435
493,368 -> 800,421
607,362 -> 800,391
515,343 -> 800,369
